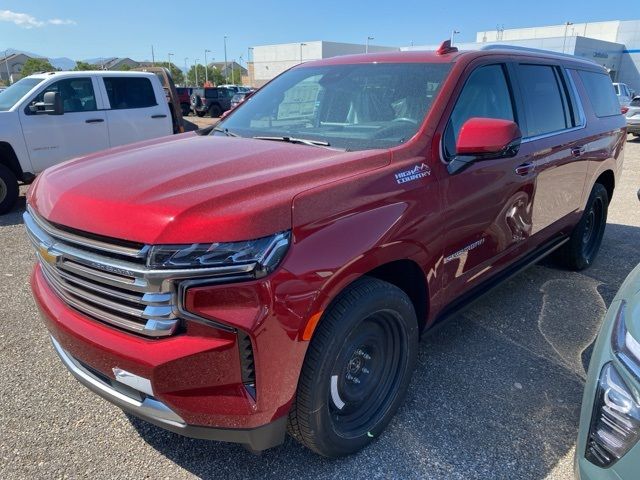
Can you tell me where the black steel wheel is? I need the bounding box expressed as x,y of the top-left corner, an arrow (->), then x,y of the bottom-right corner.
288,277 -> 418,457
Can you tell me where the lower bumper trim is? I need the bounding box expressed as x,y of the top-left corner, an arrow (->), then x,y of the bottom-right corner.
50,335 -> 287,451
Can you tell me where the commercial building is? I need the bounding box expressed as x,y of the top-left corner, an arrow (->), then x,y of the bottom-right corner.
249,41 -> 398,87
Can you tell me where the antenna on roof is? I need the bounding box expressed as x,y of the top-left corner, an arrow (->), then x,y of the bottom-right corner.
436,39 -> 458,55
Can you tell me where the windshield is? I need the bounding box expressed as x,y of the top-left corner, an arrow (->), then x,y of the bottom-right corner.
0,77 -> 44,111
217,62 -> 451,151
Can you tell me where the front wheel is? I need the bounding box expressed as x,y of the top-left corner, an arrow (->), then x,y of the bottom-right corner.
209,104 -> 222,118
288,277 -> 418,457
555,183 -> 608,270
0,164 -> 18,214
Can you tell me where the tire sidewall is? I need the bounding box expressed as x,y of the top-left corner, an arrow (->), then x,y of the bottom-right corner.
302,280 -> 418,456
0,164 -> 18,214
571,183 -> 608,270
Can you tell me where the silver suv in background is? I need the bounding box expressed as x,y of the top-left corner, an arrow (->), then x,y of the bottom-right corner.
626,96 -> 640,137
614,82 -> 634,107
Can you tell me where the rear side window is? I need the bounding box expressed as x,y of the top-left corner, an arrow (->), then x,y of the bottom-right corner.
444,64 -> 515,158
103,77 -> 157,110
205,89 -> 219,99
579,71 -> 621,117
517,64 -> 574,137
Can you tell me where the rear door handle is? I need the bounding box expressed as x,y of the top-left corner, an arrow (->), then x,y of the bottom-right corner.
85,118 -> 104,123
571,146 -> 586,157
515,162 -> 535,176
151,114 -> 167,119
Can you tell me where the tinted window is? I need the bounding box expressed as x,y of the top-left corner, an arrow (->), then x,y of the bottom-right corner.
103,77 -> 157,109
219,63 -> 451,151
517,64 -> 571,137
33,78 -> 97,113
444,64 -> 514,157
579,71 -> 621,117
204,89 -> 218,99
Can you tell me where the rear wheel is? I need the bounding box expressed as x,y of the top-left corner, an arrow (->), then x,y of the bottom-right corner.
555,183 -> 608,270
209,104 -> 222,118
0,164 -> 18,214
288,277 -> 418,457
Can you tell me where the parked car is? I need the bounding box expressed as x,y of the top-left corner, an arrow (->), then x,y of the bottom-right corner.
625,96 -> 640,137
176,87 -> 192,116
190,87 -> 235,117
25,44 -> 625,456
0,71 -> 173,213
614,82 -> 634,107
575,190 -> 640,479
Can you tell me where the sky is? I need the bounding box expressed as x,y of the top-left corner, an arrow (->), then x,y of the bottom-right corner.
1,0 -> 638,67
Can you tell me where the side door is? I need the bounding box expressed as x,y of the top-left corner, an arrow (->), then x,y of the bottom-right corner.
18,76 -> 108,173
100,76 -> 172,148
437,62 -> 536,299
510,62 -> 588,245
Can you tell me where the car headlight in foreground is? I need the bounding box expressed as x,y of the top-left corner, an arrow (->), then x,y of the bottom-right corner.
147,231 -> 291,276
586,301 -> 640,467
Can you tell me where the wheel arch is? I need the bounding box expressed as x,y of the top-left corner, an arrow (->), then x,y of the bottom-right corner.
594,169 -> 615,203
0,142 -> 27,182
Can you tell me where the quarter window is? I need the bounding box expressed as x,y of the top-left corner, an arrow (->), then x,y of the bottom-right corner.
33,78 -> 97,113
579,71 -> 622,117
517,64 -> 573,137
103,77 -> 157,109
444,64 -> 515,158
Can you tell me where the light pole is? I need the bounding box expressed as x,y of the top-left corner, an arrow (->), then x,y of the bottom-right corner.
204,49 -> 211,84
223,35 -> 228,83
450,30 -> 460,47
299,42 -> 307,63
365,36 -> 374,54
4,50 -> 11,85
184,57 -> 189,86
562,21 -> 573,53
167,52 -> 174,68
194,58 -> 199,86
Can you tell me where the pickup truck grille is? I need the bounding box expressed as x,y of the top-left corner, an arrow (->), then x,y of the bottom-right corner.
24,207 -> 179,337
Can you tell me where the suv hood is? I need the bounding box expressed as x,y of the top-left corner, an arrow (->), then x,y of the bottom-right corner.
29,133 -> 389,244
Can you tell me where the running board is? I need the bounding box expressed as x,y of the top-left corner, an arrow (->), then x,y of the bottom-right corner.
425,235 -> 569,337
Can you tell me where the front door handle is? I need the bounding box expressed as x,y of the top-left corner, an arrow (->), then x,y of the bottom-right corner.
151,114 -> 167,119
571,146 -> 586,157
515,162 -> 535,176
85,118 -> 104,123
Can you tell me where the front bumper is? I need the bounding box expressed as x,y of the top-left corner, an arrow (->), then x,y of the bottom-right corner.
50,335 -> 286,450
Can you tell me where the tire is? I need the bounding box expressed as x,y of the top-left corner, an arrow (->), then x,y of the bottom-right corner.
0,164 -> 19,215
181,103 -> 190,116
555,183 -> 608,270
209,104 -> 222,118
287,277 -> 419,457
196,111 -> 205,118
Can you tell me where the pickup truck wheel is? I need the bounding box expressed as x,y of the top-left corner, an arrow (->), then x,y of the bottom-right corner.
195,111 -> 206,117
288,277 -> 418,457
0,164 -> 18,214
209,104 -> 222,118
555,183 -> 608,271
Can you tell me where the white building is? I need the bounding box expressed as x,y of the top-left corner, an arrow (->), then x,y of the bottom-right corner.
249,41 -> 398,87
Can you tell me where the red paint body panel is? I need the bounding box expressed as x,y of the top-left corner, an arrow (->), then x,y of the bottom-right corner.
28,49 -> 626,437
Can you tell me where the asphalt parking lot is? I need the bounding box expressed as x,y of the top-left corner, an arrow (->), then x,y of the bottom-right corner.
1,136 -> 639,479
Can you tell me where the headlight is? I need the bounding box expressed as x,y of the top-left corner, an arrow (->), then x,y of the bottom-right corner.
612,300 -> 640,382
147,231 -> 290,276
585,362 -> 640,467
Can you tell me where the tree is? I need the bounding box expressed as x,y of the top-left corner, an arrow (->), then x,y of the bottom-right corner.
74,61 -> 100,71
187,64 -> 225,87
154,62 -> 184,86
21,58 -> 56,77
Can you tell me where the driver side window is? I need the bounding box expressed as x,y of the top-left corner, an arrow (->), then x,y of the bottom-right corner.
32,78 -> 97,113
443,64 -> 515,158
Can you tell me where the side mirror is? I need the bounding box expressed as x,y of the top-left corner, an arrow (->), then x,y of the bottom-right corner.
447,117 -> 521,175
30,91 -> 63,115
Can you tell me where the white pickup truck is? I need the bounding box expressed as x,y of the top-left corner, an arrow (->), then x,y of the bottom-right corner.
0,71 -> 174,213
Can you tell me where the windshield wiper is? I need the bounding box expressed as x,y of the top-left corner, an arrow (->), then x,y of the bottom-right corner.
214,126 -> 239,137
252,135 -> 331,148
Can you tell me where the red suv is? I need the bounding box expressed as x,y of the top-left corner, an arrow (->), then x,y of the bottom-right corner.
25,44 -> 625,457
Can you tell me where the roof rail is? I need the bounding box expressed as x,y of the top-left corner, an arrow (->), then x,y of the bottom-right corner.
480,44 -> 588,61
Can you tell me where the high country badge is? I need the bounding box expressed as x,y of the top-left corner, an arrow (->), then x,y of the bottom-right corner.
395,163 -> 431,184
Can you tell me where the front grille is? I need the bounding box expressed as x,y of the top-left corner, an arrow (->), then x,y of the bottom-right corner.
24,207 -> 179,337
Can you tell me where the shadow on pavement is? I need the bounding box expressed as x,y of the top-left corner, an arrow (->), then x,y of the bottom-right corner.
128,222 -> 640,479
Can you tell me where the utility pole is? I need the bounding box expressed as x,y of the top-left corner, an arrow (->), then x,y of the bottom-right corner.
184,57 -> 189,86
194,58 -> 199,86
151,45 -> 155,66
224,35 -> 228,83
450,30 -> 460,47
300,42 -> 307,63
562,21 -> 573,53
204,49 -> 211,84
365,36 -> 374,54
